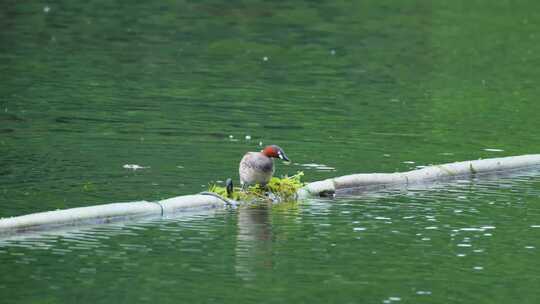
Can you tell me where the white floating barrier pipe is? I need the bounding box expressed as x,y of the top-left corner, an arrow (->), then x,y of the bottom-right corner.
0,201 -> 161,234
0,194 -> 226,234
1,154 -> 540,234
297,154 -> 540,198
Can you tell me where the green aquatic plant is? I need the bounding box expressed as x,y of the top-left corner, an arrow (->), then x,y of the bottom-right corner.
207,183 -> 229,198
265,171 -> 305,202
208,171 -> 305,203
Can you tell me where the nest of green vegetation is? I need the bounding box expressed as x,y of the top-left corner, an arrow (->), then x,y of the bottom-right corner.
208,171 -> 305,204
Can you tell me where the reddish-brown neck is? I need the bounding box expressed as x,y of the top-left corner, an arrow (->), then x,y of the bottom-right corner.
262,146 -> 278,158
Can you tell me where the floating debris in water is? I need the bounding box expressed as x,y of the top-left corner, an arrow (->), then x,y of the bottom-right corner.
44,6 -> 50,13
245,135 -> 251,140
403,161 -> 415,164
330,49 -> 336,55
383,296 -> 401,303
122,164 -> 149,170
484,148 -> 504,152
262,56 -> 269,61
258,141 -> 263,146
176,165 -> 184,169
298,163 -> 336,171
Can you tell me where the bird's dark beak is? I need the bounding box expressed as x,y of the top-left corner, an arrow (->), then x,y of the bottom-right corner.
278,151 -> 290,162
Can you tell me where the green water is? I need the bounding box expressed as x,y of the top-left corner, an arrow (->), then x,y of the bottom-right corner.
2,0 -> 540,303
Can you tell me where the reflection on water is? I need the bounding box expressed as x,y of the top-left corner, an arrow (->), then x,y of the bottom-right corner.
235,204 -> 273,281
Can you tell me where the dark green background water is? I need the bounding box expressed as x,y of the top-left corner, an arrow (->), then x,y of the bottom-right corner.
2,1 -> 540,303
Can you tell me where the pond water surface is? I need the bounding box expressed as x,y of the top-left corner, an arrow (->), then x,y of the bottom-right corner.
2,1 -> 540,303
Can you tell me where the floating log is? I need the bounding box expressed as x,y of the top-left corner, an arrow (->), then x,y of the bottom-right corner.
1,154 -> 540,235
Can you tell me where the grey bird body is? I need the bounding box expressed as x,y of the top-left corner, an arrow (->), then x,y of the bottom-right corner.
239,152 -> 275,187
